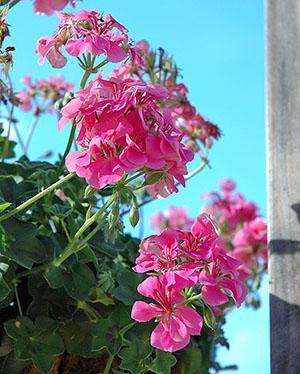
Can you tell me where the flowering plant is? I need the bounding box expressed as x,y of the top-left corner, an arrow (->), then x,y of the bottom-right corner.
0,2 -> 251,374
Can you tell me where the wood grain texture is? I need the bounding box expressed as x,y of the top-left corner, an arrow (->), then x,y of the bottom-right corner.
267,0 -> 300,372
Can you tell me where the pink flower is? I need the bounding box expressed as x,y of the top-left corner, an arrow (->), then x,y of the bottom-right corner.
36,11 -> 128,67
17,91 -> 32,111
133,229 -> 184,274
62,76 -> 193,196
233,218 -> 267,248
131,274 -> 203,352
150,206 -> 193,233
66,137 -> 123,189
33,0 -> 77,15
199,252 -> 247,307
179,214 -> 219,260
17,75 -> 73,114
220,178 -> 236,193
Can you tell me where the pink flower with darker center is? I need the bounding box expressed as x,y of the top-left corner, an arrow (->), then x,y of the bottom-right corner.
131,274 -> 203,352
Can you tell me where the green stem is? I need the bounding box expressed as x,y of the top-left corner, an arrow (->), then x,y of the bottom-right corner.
12,121 -> 25,154
80,70 -> 92,89
0,173 -> 75,222
57,120 -> 76,176
24,114 -> 39,155
121,159 -> 208,217
186,293 -> 202,304
75,194 -> 116,240
53,194 -> 116,267
2,104 -> 14,162
8,0 -> 21,9
14,285 -> 23,316
103,353 -> 114,374
185,158 -> 208,180
124,169 -> 145,185
15,263 -> 49,281
78,301 -> 101,321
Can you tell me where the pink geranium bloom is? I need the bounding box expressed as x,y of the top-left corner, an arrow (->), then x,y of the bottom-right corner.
233,217 -> 267,248
199,251 -> 247,307
150,206 -> 193,233
17,75 -> 73,114
66,136 -> 123,189
33,0 -> 76,15
61,76 -> 193,195
180,214 -> 219,260
36,10 -> 128,67
133,229 -> 184,273
131,274 -> 203,352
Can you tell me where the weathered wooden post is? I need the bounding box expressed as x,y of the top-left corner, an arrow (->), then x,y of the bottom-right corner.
267,0 -> 300,372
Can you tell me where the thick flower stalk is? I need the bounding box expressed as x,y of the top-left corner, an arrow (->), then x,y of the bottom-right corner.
36,10 -> 129,68
131,214 -> 247,352
60,75 -> 194,198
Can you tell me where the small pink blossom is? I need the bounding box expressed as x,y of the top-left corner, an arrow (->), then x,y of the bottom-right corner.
36,10 -> 128,68
33,0 -> 77,15
180,214 -> 219,260
150,206 -> 193,233
133,228 -> 184,274
17,75 -> 73,114
131,274 -> 203,352
199,252 -> 247,307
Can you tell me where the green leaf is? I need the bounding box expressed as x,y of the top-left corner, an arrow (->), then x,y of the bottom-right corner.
0,138 -> 17,160
63,263 -> 96,301
27,274 -> 73,320
0,218 -> 47,269
89,231 -> 126,257
119,337 -> 152,373
89,287 -> 114,306
92,309 -> 133,355
0,261 -> 11,302
181,348 -> 206,374
5,316 -> 64,374
43,266 -> 66,289
44,263 -> 96,301
59,314 -> 97,358
43,203 -> 73,219
151,350 -> 177,374
113,269 -> 143,306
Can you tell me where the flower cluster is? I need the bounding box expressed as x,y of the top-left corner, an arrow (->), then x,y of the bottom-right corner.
36,10 -> 129,68
201,179 -> 267,279
17,75 -> 74,114
110,41 -> 221,153
150,205 -> 193,233
33,0 -> 77,15
61,75 -> 194,197
131,214 -> 247,352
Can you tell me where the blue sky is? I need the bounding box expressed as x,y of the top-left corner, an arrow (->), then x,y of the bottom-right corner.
7,1 -> 268,373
